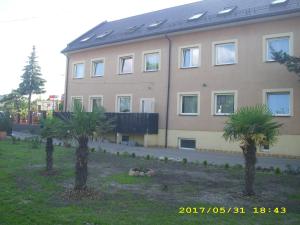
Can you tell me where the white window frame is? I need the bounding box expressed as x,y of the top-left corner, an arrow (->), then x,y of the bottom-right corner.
212,39 -> 238,66
90,58 -> 105,77
72,61 -> 85,79
211,90 -> 238,116
115,94 -> 133,113
178,138 -> 196,150
118,53 -> 134,75
177,92 -> 200,116
262,88 -> 293,117
139,98 -> 155,113
262,32 -> 293,62
88,95 -> 104,112
70,96 -> 83,110
142,49 -> 161,72
178,44 -> 201,69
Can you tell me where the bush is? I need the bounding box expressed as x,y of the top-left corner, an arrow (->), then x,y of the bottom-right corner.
225,163 -> 230,169
116,152 -> 120,156
146,154 -> 150,160
31,137 -> 41,149
131,153 -> 136,158
164,156 -> 168,163
0,111 -> 12,134
275,167 -> 281,175
203,160 -> 208,167
182,158 -> 188,164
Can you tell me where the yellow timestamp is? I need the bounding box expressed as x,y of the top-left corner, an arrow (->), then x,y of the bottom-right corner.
178,207 -> 287,215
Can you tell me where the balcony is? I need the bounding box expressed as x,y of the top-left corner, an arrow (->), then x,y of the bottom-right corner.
53,112 -> 159,135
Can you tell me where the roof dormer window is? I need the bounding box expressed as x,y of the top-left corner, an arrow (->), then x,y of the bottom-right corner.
80,36 -> 92,42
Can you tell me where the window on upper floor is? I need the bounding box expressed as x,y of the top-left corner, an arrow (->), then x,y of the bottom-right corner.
73,63 -> 85,79
89,96 -> 103,112
264,33 -> 292,62
263,89 -> 293,116
180,46 -> 200,68
214,41 -> 237,65
213,91 -> 237,115
91,59 -> 104,77
117,95 -> 132,112
119,55 -> 133,74
178,92 -> 200,115
144,51 -> 160,72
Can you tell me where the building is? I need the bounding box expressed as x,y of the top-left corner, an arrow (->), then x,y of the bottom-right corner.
62,0 -> 300,157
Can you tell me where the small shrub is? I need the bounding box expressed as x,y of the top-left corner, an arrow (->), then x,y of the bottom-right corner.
146,154 -> 150,160
203,160 -> 208,167
11,136 -> 18,144
122,151 -> 129,157
90,148 -> 95,153
31,137 -> 41,149
225,163 -> 230,169
116,152 -> 120,156
164,156 -> 168,163
103,149 -> 107,153
182,158 -> 188,164
131,153 -> 136,158
275,167 -> 281,175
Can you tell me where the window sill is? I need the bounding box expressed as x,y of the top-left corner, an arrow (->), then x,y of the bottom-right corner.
272,114 -> 292,117
143,70 -> 159,73
214,113 -> 233,116
179,113 -> 199,116
73,77 -> 84,79
118,72 -> 133,75
91,75 -> 104,78
214,62 -> 237,66
180,66 -> 199,69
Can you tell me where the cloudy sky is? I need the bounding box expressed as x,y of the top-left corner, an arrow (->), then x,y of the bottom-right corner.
0,0 -> 199,98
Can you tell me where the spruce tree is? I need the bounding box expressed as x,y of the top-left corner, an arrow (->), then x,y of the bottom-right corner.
19,46 -> 45,124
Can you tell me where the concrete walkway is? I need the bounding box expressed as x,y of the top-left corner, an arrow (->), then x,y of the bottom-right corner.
12,131 -> 300,170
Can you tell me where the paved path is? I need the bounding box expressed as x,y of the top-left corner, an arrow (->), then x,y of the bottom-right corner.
12,131 -> 300,170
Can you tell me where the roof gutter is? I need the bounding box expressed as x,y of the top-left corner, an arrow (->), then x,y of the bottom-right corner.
164,34 -> 171,148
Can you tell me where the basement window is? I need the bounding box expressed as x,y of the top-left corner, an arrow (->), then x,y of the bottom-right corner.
218,7 -> 236,15
271,0 -> 288,5
179,138 -> 196,150
96,30 -> 113,39
188,12 -> 206,21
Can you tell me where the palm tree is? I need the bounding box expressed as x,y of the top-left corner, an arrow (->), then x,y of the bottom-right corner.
40,117 -> 64,172
223,105 -> 282,196
63,103 -> 114,190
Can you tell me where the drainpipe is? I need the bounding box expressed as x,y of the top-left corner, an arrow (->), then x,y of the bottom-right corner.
64,55 -> 70,112
164,34 -> 171,148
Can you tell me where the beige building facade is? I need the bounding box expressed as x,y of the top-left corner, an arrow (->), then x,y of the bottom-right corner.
63,4 -> 300,157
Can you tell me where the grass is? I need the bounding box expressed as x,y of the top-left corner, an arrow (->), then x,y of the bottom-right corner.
0,139 -> 299,225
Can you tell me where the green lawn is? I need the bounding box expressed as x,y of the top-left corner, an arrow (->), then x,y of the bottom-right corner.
0,139 -> 299,225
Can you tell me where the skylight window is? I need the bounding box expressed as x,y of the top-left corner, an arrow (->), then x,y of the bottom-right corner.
127,24 -> 144,33
218,7 -> 236,15
188,12 -> 206,21
96,30 -> 113,39
271,0 -> 288,5
80,36 -> 92,42
148,20 -> 166,29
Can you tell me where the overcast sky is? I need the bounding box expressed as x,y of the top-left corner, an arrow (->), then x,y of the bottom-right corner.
0,0 -> 199,98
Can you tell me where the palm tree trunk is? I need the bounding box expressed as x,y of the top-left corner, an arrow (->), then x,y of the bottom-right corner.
75,136 -> 89,190
46,137 -> 54,171
243,142 -> 257,196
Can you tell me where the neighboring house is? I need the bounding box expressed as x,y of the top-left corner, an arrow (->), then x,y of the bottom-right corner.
62,0 -> 300,157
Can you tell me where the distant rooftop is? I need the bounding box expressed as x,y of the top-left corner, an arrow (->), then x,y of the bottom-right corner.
62,0 -> 300,53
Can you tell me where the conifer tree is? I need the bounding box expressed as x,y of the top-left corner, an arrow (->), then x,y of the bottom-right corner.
19,46 -> 45,124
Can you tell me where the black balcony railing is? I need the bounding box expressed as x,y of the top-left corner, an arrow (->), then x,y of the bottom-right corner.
53,112 -> 159,134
